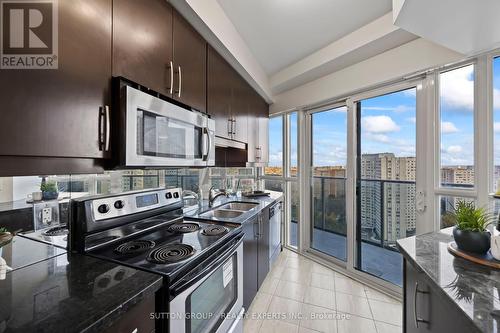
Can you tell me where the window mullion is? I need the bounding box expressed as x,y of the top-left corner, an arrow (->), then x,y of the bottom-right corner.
475,55 -> 491,208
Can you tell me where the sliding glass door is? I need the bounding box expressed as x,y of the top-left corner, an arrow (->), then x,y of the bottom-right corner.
355,87 -> 418,286
309,106 -> 348,262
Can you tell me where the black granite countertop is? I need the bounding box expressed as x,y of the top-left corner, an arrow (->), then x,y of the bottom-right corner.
0,236 -> 66,273
0,252 -> 163,333
183,190 -> 283,224
397,227 -> 500,333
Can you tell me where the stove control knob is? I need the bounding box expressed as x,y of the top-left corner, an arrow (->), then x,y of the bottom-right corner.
173,192 -> 179,199
114,200 -> 125,209
97,204 -> 110,214
166,192 -> 172,199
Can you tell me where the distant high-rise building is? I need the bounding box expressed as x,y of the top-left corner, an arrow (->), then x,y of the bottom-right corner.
441,166 -> 474,186
360,153 -> 416,245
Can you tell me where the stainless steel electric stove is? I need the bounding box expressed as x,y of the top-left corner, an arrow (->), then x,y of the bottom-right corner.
69,188 -> 245,333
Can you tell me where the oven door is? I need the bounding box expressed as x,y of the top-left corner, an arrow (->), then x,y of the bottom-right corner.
169,236 -> 243,333
124,86 -> 215,167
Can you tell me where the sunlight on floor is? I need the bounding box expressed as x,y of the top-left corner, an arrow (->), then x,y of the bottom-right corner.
243,249 -> 403,333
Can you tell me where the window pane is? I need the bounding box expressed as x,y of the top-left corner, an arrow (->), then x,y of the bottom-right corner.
439,65 -> 475,188
357,88 -> 417,286
311,106 -> 347,261
290,112 -> 298,177
265,116 -> 283,176
440,196 -> 474,229
264,179 -> 283,193
494,57 -> 500,193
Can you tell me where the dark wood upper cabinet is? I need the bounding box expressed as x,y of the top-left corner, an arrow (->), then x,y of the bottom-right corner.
231,72 -> 249,143
0,0 -> 265,175
247,90 -> 269,164
207,46 -> 250,143
114,1 -> 206,112
113,0 -> 173,96
172,11 -> 207,113
208,46 -> 232,139
0,0 -> 112,160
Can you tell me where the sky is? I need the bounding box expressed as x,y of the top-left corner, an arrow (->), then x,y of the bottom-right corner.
269,59 -> 500,168
494,57 -> 500,165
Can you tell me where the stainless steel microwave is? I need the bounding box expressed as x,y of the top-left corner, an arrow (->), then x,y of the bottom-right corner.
121,86 -> 215,167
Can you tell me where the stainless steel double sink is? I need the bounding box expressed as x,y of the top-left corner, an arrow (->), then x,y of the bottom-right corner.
199,201 -> 259,220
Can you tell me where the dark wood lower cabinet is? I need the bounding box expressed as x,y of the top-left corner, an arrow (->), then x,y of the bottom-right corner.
257,208 -> 270,287
404,260 -> 479,333
102,295 -> 156,333
243,215 -> 259,310
243,208 -> 271,310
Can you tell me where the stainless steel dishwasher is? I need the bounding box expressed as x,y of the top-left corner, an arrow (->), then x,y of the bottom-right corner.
269,201 -> 282,265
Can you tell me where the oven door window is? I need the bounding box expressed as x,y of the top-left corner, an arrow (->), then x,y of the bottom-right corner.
186,255 -> 237,333
140,110 -> 202,159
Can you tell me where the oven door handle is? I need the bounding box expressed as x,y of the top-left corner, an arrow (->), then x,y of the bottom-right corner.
170,234 -> 243,297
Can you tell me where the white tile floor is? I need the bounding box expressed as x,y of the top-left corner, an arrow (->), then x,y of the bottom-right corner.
243,249 -> 403,333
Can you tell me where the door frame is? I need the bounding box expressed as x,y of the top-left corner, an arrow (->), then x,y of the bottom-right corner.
348,79 -> 429,289
298,79 -> 428,294
303,101 -> 350,269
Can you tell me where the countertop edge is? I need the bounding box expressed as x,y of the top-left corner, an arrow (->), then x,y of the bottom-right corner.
396,237 -> 483,333
85,275 -> 163,333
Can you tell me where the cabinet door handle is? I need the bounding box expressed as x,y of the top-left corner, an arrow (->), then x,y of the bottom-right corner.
414,282 -> 429,328
227,119 -> 232,137
99,106 -> 111,152
258,215 -> 263,239
232,118 -> 236,135
253,219 -> 259,239
167,61 -> 173,95
256,147 -> 261,160
175,65 -> 182,98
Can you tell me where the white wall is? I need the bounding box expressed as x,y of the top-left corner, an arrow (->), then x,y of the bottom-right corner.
270,38 -> 464,113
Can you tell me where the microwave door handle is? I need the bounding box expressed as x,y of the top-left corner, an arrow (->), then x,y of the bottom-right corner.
170,235 -> 243,297
105,105 -> 111,151
202,127 -> 211,162
202,127 -> 207,161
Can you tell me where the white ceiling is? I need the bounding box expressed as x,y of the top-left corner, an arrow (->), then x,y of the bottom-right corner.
217,0 -> 393,75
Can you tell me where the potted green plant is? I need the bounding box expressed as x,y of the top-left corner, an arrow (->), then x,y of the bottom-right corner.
40,181 -> 58,200
451,200 -> 494,254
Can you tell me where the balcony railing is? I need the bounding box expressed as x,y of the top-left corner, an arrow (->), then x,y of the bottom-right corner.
312,176 -> 418,252
270,175 -> 474,254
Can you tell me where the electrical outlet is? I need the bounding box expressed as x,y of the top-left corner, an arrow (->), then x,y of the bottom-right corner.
42,207 -> 52,224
